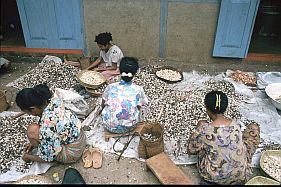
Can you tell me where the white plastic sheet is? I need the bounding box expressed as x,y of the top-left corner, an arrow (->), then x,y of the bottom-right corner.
53,88 -> 90,118
84,70 -> 281,167
84,117 -> 198,165
256,72 -> 281,89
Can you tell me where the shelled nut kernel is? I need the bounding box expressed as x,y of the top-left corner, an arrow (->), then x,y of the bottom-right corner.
262,155 -> 281,182
156,69 -> 182,82
80,71 -> 105,85
141,133 -> 159,142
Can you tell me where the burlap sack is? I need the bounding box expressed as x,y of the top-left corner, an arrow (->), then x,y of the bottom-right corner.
138,121 -> 164,159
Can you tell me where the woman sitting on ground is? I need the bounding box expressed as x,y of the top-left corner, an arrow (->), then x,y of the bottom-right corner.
101,57 -> 148,134
16,84 -> 86,163
65,32 -> 124,80
187,90 -> 260,185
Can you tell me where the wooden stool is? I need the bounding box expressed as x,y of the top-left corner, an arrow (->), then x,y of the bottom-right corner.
145,152 -> 194,185
104,123 -> 145,142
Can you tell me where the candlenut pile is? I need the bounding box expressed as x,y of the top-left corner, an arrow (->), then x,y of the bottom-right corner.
10,58 -> 79,92
0,115 -> 38,174
2,63 -> 281,175
135,65 -> 248,158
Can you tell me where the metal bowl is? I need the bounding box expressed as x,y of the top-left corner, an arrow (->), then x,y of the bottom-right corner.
260,150 -> 281,183
265,83 -> 281,110
245,176 -> 280,185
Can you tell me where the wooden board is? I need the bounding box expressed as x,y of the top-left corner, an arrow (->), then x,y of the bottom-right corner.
104,123 -> 145,142
145,152 -> 194,185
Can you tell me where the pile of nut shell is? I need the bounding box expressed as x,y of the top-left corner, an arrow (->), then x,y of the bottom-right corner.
134,65 -> 248,158
2,64 -> 280,175
0,115 -> 38,174
11,59 -> 79,92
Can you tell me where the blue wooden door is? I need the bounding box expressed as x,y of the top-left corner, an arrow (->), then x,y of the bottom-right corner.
213,0 -> 260,58
16,0 -> 84,49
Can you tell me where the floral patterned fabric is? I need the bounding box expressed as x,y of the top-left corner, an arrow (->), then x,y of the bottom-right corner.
102,80 -> 148,133
37,98 -> 82,162
187,121 -> 260,185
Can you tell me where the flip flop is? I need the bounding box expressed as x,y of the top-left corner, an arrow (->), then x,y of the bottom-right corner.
82,148 -> 93,168
92,147 -> 103,169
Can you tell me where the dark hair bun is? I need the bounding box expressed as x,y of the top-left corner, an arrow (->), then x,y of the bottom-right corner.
94,32 -> 112,45
204,90 -> 228,114
119,57 -> 139,82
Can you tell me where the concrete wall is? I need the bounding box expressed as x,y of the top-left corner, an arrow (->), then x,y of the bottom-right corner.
83,0 -> 160,58
82,0 -> 239,63
166,2 -> 219,63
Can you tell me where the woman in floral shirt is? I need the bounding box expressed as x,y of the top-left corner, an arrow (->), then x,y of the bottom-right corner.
187,91 -> 260,185
16,84 -> 86,163
101,57 -> 148,134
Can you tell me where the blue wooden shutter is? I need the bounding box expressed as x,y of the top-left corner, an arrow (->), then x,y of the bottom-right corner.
16,0 -> 84,49
16,0 -> 50,47
213,0 -> 260,58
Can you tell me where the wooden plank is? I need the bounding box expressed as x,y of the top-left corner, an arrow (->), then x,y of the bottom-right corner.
146,152 -> 194,185
245,53 -> 281,63
0,47 -> 83,54
104,123 -> 145,142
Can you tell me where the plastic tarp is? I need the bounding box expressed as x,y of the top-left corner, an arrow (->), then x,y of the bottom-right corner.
256,72 -> 281,89
84,70 -> 281,167
53,88 -> 90,118
1,70 -> 281,182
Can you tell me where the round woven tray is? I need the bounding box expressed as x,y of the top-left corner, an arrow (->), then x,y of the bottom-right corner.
85,87 -> 103,97
155,66 -> 183,83
260,150 -> 281,182
245,176 -> 280,185
76,70 -> 106,89
13,175 -> 53,184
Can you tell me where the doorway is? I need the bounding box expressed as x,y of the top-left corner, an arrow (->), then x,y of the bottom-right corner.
0,0 -> 25,46
249,0 -> 281,54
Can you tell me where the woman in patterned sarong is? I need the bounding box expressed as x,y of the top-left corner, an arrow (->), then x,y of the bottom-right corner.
187,91 -> 260,185
16,84 -> 86,163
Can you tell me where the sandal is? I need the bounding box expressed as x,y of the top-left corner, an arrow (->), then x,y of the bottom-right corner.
92,147 -> 103,169
82,148 -> 93,168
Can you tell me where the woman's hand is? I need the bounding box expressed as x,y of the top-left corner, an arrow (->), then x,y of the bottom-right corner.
196,120 -> 207,128
23,143 -> 33,153
22,153 -> 32,162
22,153 -> 48,163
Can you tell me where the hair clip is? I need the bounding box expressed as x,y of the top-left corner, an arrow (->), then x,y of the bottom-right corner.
121,72 -> 133,77
215,94 -> 221,110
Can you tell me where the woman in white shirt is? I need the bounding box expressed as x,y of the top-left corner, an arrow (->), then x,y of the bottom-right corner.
86,32 -> 124,80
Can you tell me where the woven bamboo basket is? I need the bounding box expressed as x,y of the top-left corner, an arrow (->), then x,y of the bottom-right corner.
245,176 -> 280,185
138,121 -> 164,159
76,70 -> 106,89
85,87 -> 103,97
260,150 -> 281,182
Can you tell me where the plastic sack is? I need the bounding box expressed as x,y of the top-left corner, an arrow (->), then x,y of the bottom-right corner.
41,55 -> 62,63
53,88 -> 89,118
256,72 -> 281,89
